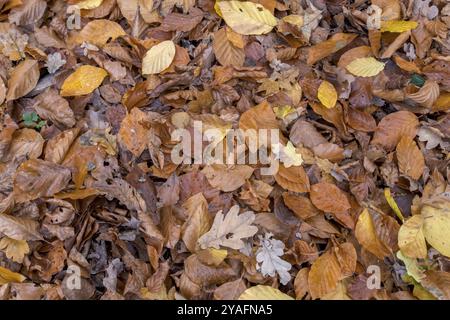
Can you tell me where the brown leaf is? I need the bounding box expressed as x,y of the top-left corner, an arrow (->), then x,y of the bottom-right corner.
307,33 -> 357,65
34,88 -> 75,128
396,136 -> 425,180
202,164 -> 253,192
181,193 -> 211,252
282,192 -> 320,220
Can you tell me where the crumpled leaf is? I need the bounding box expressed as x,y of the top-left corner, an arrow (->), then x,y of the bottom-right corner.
218,1 -> 277,35
256,233 -> 292,285
60,65 -> 108,97
197,205 -> 258,250
71,19 -> 126,47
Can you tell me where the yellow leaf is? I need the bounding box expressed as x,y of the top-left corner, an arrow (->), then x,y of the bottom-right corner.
273,105 -> 296,119
421,195 -> 450,258
397,251 -> 425,283
214,0 -> 223,18
0,237 -> 30,263
384,188 -> 405,222
71,20 -> 126,47
61,66 -> 108,97
345,57 -> 385,77
317,81 -> 337,109
355,209 -> 391,259
398,215 -> 427,259
75,0 -> 104,9
218,1 -> 277,35
239,285 -> 294,300
142,41 -> 176,75
381,20 -> 418,33
0,266 -> 26,285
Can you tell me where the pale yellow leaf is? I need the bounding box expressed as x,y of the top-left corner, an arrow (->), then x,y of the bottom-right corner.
0,266 -> 26,285
60,65 -> 108,97
384,188 -> 405,222
239,285 -> 294,300
398,215 -> 427,259
345,57 -> 385,77
318,81 -> 337,109
142,40 -> 176,75
421,195 -> 450,258
218,1 -> 277,35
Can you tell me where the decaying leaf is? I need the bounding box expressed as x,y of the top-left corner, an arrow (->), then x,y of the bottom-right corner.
238,285 -> 293,300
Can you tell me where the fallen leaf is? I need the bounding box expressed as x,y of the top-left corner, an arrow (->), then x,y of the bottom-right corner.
219,1 -> 277,35
238,285 -> 293,300
6,59 -> 40,101
345,57 -> 385,77
142,41 -> 176,75
396,135 -> 425,180
61,65 -> 108,97
0,237 -> 30,263
398,215 -> 427,259
317,81 -> 337,109
197,205 -> 258,250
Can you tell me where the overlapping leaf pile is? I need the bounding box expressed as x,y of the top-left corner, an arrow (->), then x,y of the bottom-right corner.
0,0 -> 449,300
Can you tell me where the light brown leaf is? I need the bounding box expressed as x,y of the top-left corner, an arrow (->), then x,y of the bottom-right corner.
213,27 -> 245,67
275,164 -> 310,193
6,59 -> 40,101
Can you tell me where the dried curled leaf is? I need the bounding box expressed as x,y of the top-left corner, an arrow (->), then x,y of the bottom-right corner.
345,57 -> 385,77
238,285 -> 294,300
61,65 -> 108,97
197,205 -> 258,250
142,40 -> 176,75
318,81 -> 337,109
218,1 -> 277,35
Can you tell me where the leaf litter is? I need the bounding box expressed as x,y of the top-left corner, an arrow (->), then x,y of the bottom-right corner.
0,0 -> 449,301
